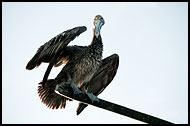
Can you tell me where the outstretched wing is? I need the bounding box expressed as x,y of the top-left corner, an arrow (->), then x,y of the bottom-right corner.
37,46 -> 87,110
76,54 -> 119,115
26,26 -> 87,70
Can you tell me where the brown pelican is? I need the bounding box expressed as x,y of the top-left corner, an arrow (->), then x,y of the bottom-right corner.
26,15 -> 119,111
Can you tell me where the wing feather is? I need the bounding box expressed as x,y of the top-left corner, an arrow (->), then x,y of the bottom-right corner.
76,54 -> 119,115
26,26 -> 87,70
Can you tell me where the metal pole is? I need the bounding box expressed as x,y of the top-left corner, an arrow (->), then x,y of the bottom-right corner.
55,86 -> 174,124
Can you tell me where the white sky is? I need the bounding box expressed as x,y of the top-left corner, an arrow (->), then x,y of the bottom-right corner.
2,2 -> 188,124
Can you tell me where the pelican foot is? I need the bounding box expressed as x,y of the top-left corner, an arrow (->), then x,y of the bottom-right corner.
86,93 -> 99,103
71,82 -> 82,95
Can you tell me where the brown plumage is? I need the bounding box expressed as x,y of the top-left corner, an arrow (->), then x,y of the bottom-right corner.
27,15 -> 119,113
37,15 -> 105,109
37,54 -> 119,110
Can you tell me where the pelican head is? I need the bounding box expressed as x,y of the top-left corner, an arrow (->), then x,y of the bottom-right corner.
94,15 -> 105,38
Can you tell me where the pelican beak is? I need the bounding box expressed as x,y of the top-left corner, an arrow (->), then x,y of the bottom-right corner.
95,19 -> 103,38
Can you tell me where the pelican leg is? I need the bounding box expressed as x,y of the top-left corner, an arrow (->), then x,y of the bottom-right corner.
71,82 -> 82,94
80,82 -> 88,92
66,73 -> 82,94
70,82 -> 99,102
81,82 -> 99,103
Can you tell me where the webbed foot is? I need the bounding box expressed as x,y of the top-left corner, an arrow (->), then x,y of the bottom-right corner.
86,92 -> 99,103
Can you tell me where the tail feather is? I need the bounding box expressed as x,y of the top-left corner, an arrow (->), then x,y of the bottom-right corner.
38,79 -> 67,109
76,103 -> 88,115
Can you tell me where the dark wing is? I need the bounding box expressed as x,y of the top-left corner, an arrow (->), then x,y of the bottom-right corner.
26,26 -> 87,70
76,54 -> 119,115
37,46 -> 87,109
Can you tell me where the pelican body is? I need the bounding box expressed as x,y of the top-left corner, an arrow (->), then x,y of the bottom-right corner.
56,35 -> 103,89
27,15 -> 119,114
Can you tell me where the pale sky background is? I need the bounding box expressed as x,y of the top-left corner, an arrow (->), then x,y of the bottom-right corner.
2,2 -> 188,124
